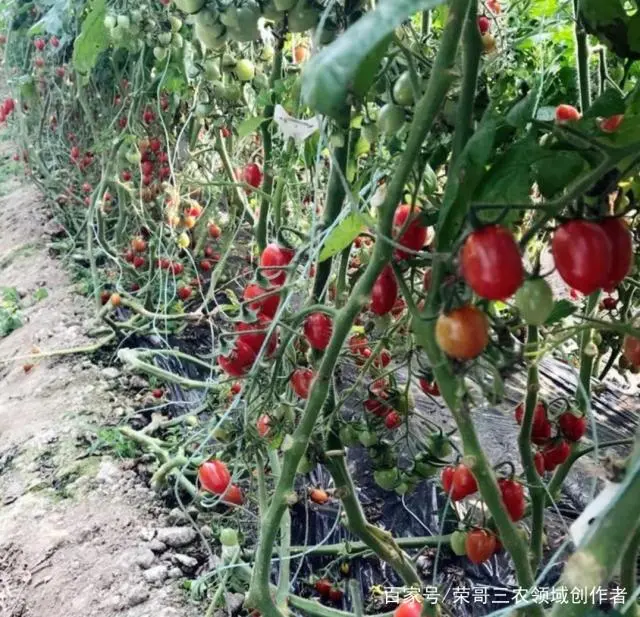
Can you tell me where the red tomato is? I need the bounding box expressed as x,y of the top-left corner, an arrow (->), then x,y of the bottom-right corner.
209,222 -> 221,238
222,484 -> 244,506
498,479 -> 525,521
441,464 -> 477,501
419,378 -> 440,396
623,335 -> 640,368
291,368 -> 315,399
555,104 -> 581,123
218,340 -> 256,377
244,283 -> 280,319
198,460 -> 231,494
230,382 -> 242,395
392,204 -> 427,258
241,163 -> 263,188
177,285 -> 192,300
370,265 -> 398,316
373,349 -> 391,368
384,411 -> 402,429
152,388 -> 164,399
435,305 -> 489,360
394,599 -> 423,617
534,451 -> 545,475
466,529 -> 497,564
552,220 -> 612,295
558,412 -> 587,442
315,579 -> 332,597
348,334 -> 368,354
364,393 -> 390,417
531,417 -> 552,446
601,296 -> 618,311
599,115 -> 624,133
257,414 -> 271,437
260,243 -> 294,286
236,318 -> 277,356
542,440 -> 571,471
328,587 -> 344,603
477,15 -> 490,34
599,218 -> 632,291
461,225 -> 524,300
304,312 -> 333,351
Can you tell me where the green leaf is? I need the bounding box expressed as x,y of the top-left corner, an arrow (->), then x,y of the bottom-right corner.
237,115 -> 266,138
545,299 -> 578,325
352,34 -> 393,99
301,0 -> 446,118
506,84 -> 541,128
530,0 -> 557,18
318,213 -> 367,262
583,88 -> 625,119
533,151 -> 587,198
72,0 -> 109,74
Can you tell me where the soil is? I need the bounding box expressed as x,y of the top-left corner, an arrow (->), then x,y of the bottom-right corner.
0,145 -> 198,617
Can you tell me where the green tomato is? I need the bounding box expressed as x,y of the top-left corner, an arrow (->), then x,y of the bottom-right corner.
204,59 -> 221,80
117,14 -> 130,28
339,425 -> 359,446
514,278 -> 554,326
428,433 -> 452,459
394,481 -> 410,495
373,468 -> 400,490
104,14 -> 116,29
358,430 -> 378,447
261,44 -> 275,62
130,9 -> 142,23
224,83 -> 242,102
235,58 -> 255,81
414,460 -> 438,478
158,31 -> 172,46
173,0 -> 204,14
153,46 -> 168,60
125,149 -> 141,164
220,528 -> 239,546
297,454 -> 315,474
450,530 -> 467,556
253,72 -> 269,90
172,33 -> 184,49
393,71 -> 416,106
195,22 -> 227,49
169,16 -> 183,31
361,123 -> 378,143
377,103 -> 405,136
111,24 -> 128,40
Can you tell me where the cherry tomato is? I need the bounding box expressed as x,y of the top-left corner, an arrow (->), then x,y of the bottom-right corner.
370,265 -> 398,316
441,464 -> 477,501
291,367 -> 315,399
218,340 -> 256,377
477,15 -> 490,34
419,378 -> 440,396
373,349 -> 391,368
131,235 -> 147,252
498,478 -> 525,521
514,278 -> 554,325
555,104 -> 581,123
257,414 -> 271,437
310,487 -> 329,504
364,392 -> 391,417
481,33 -> 496,53
558,412 -> 587,442
435,305 -> 489,360
304,312 -> 333,351
377,103 -> 405,136
531,418 -> 552,445
461,225 -> 523,300
198,460 -> 231,494
393,71 -> 415,107
328,587 -> 344,603
236,318 -> 277,356
601,296 -> 618,311
241,162 -> 263,188
552,220 -> 612,295
177,285 -> 192,301
348,333 -> 368,354
623,335 -> 640,368
384,411 -> 402,429
542,440 -> 571,471
465,529 -> 497,564
393,204 -> 428,258
394,599 -> 423,617
315,579 -> 332,597
222,483 -> 244,506
260,243 -> 293,286
599,115 -> 624,133
599,218 -> 632,291
244,283 -> 280,318
450,530 -> 467,556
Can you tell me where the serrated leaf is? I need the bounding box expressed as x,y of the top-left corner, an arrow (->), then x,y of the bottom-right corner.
301,0 -> 446,118
72,0 -> 109,74
545,299 -> 578,325
237,115 -> 266,138
319,213 -> 367,262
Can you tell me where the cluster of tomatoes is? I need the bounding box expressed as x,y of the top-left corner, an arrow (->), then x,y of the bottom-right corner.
198,459 -> 243,506
313,578 -> 344,604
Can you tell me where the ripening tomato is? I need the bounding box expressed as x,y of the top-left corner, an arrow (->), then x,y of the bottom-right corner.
304,312 -> 333,351
477,15 -> 490,34
461,225 -> 523,300
132,236 -> 147,253
623,335 -> 640,368
465,529 -> 496,564
222,484 -> 244,506
291,367 -> 315,399
394,599 -> 423,617
435,305 -> 488,360
552,220 -> 612,295
218,340 -> 256,377
393,204 -> 428,258
370,265 -> 398,315
558,412 -> 587,441
257,414 -> 271,437
310,487 -> 329,504
419,378 -> 440,396
498,479 -> 525,521
599,218 -> 632,291
293,45 -> 308,64
542,440 -> 571,471
244,283 -> 280,319
599,115 -> 624,133
209,222 -> 221,238
198,460 -> 231,494
555,104 -> 581,124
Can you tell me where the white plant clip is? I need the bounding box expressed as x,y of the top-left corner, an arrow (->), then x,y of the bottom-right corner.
273,104 -> 320,143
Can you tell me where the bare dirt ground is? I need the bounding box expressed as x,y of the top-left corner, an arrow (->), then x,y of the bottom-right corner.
0,148 -> 199,617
